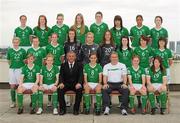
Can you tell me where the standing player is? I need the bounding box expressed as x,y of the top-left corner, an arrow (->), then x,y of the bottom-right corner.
14,15 -> 33,50
153,38 -> 173,84
33,15 -> 52,47
36,54 -> 59,115
110,15 -> 129,47
52,13 -> 69,45
16,54 -> 40,114
117,36 -> 133,68
128,55 -> 147,114
27,36 -> 46,67
80,32 -> 99,65
64,29 -> 81,61
46,33 -> 65,67
83,53 -> 103,115
150,16 -> 168,49
130,15 -> 150,48
7,37 -> 26,108
97,30 -> 116,67
90,11 -> 108,44
71,13 -> 89,44
146,56 -> 168,115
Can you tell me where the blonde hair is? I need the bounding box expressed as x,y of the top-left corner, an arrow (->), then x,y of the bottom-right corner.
71,13 -> 85,35
27,53 -> 35,59
12,37 -> 20,43
86,32 -> 94,38
45,53 -> 54,60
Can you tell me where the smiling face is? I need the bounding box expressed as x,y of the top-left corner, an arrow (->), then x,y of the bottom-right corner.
105,31 -> 111,42
51,34 -> 58,44
32,38 -> 39,47
39,16 -> 46,26
67,52 -> 76,63
69,30 -> 75,41
46,56 -> 54,66
140,38 -> 147,47
154,58 -> 160,69
76,15 -> 83,25
115,20 -> 121,27
136,16 -> 143,26
110,53 -> 119,64
20,16 -> 27,26
95,14 -> 102,23
159,40 -> 165,48
86,33 -> 94,44
89,54 -> 97,64
121,37 -> 128,47
27,56 -> 35,64
155,17 -> 162,27
12,39 -> 20,48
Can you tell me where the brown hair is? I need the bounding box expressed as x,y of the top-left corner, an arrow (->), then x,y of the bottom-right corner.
132,55 -> 140,60
37,15 -> 48,31
113,15 -> 123,30
95,11 -> 103,17
158,37 -> 167,49
136,15 -> 143,20
71,13 -> 85,35
139,35 -> 150,45
151,56 -> 166,74
19,15 -> 27,20
155,16 -> 163,23
101,30 -> 115,47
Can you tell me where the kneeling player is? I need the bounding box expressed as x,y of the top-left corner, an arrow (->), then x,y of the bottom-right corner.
128,55 -> 147,114
147,56 -> 168,115
36,54 -> 59,115
83,53 -> 103,115
17,54 -> 40,114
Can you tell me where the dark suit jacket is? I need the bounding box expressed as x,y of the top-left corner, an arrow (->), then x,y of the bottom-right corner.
59,61 -> 83,87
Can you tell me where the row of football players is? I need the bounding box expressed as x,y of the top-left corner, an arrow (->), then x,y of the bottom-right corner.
14,11 -> 168,50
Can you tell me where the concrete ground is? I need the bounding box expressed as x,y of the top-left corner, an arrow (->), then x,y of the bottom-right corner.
0,89 -> 180,123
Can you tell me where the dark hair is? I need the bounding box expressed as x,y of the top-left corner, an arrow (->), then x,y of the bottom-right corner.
95,11 -> 103,17
155,16 -> 163,23
113,15 -> 123,30
101,30 -> 115,47
158,37 -> 167,49
136,15 -> 143,20
67,28 -> 77,43
151,56 -> 166,74
19,15 -> 27,20
32,36 -> 39,41
139,35 -> 150,46
119,36 -> 131,52
37,15 -> 48,31
51,33 -> 58,38
89,52 -> 97,58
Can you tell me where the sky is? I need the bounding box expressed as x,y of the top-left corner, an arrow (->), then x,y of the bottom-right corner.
0,0 -> 180,47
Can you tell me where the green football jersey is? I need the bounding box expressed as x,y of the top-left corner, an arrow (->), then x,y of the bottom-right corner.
27,47 -> 46,67
110,27 -> 129,46
133,46 -> 153,68
150,27 -> 168,49
127,66 -> 145,84
153,48 -> 172,68
117,48 -> 133,68
76,25 -> 89,44
146,68 -> 166,84
7,48 -> 26,68
33,27 -> 52,47
83,63 -> 102,83
14,26 -> 33,46
51,24 -> 69,45
90,22 -> 108,44
46,44 -> 64,66
130,25 -> 150,47
21,64 -> 40,83
41,65 -> 59,85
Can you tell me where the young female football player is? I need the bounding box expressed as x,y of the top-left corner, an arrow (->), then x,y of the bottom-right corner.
7,37 -> 26,108
36,54 -> 59,115
147,56 -> 168,115
128,55 -> 147,114
71,13 -> 89,44
16,54 -> 40,114
83,53 -> 103,115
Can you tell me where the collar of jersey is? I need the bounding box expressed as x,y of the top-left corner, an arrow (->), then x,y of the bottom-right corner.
89,63 -> 97,68
27,64 -> 35,70
136,25 -> 143,29
140,46 -> 147,50
51,43 -> 59,47
32,47 -> 40,51
13,47 -> 20,51
19,26 -> 27,30
95,22 -> 103,26
46,65 -> 53,71
132,66 -> 139,71
56,24 -> 64,28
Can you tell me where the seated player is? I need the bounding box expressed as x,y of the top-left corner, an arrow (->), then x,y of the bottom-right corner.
83,53 -> 103,115
128,55 -> 147,114
147,56 -> 168,115
36,54 -> 59,115
16,54 -> 40,114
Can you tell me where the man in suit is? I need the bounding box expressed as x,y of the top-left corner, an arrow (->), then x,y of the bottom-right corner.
58,51 -> 83,115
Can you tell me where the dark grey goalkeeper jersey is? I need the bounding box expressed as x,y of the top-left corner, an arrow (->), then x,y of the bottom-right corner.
80,43 -> 99,65
97,44 -> 116,67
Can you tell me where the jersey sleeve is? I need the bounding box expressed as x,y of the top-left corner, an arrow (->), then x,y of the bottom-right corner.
55,66 -> 60,75
168,49 -> 173,59
146,26 -> 150,37
122,64 -> 127,75
83,64 -> 88,75
103,65 -> 108,76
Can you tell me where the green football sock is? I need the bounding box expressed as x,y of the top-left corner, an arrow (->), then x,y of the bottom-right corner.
52,91 -> 58,108
96,93 -> 102,111
10,88 -> 16,102
84,94 -> 90,111
160,92 -> 167,109
129,95 -> 135,109
38,91 -> 43,108
32,92 -> 38,109
17,93 -> 23,109
141,95 -> 147,109
148,92 -> 155,108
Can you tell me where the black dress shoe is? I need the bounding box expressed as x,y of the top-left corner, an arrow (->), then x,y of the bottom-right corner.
30,108 -> 36,114
85,109 -> 90,115
95,110 -> 101,115
17,108 -> 23,114
73,110 -> 79,115
59,110 -> 66,115
160,108 -> 165,115
151,108 -> 156,115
